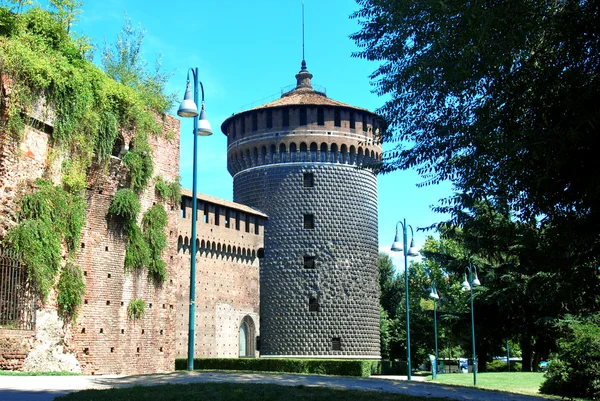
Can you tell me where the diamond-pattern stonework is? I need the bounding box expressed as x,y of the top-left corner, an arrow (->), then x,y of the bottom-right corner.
234,163 -> 380,357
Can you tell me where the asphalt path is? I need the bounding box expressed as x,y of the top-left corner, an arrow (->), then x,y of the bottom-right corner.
0,371 -> 555,401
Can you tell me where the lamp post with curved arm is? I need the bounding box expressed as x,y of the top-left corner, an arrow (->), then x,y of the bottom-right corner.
177,67 -> 213,371
390,219 -> 419,380
429,281 -> 440,379
461,264 -> 481,386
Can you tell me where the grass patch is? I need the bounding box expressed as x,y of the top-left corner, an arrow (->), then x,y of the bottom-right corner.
54,382 -> 448,401
430,372 -> 545,395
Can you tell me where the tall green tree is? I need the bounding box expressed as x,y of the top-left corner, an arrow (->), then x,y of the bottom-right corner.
49,0 -> 83,34
101,16 -> 176,114
351,0 -> 600,262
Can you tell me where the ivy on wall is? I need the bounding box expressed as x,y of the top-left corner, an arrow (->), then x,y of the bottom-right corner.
108,189 -> 169,282
154,176 -> 181,206
0,6 -> 176,320
3,180 -> 86,318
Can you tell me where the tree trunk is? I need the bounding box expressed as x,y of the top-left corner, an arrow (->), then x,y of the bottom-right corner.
520,338 -> 532,372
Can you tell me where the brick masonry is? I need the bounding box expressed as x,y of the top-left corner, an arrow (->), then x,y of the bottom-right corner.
0,71 -> 263,373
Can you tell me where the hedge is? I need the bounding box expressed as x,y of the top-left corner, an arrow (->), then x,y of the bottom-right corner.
175,358 -> 382,377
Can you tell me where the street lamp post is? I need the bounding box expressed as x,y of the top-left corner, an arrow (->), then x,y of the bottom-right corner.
461,264 -> 481,386
429,281 -> 440,379
391,219 -> 419,380
177,68 -> 213,371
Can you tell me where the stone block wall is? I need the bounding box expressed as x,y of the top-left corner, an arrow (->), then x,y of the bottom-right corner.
234,163 -> 380,358
0,329 -> 34,370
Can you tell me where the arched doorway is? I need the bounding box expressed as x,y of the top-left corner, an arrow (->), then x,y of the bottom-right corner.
239,315 -> 256,357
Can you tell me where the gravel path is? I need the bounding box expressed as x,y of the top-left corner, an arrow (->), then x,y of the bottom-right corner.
0,371 -> 555,401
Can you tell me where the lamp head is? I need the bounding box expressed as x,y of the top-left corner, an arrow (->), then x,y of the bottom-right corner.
429,288 -> 439,300
461,273 -> 471,291
407,238 -> 420,257
196,102 -> 213,136
177,79 -> 199,118
390,231 -> 403,252
472,270 -> 481,286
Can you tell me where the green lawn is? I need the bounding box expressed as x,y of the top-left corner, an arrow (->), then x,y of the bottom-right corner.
429,372 -> 546,396
54,382 -> 449,401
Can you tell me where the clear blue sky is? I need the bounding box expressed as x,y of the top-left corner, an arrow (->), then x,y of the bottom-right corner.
42,0 -> 453,265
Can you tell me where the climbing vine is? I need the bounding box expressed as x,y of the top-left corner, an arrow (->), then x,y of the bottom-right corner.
3,179 -> 86,306
155,176 -> 181,206
1,6 -> 175,320
142,204 -> 168,282
0,6 -> 172,190
56,260 -> 85,321
109,189 -> 169,281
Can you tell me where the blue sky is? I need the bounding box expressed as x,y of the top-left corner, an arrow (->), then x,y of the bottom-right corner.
42,0 -> 453,267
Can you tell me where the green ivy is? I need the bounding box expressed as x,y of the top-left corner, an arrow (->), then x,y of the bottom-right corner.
109,189 -> 168,280
19,179 -> 86,252
4,179 -> 86,304
107,188 -> 140,225
122,133 -> 153,193
155,176 -> 181,206
56,260 -> 85,321
4,219 -> 61,301
142,204 -> 168,282
124,223 -> 150,271
0,6 -> 165,191
127,298 -> 145,320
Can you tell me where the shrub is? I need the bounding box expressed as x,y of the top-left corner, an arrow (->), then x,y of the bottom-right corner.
122,134 -> 153,193
56,261 -> 85,321
154,176 -> 181,205
127,299 -> 146,320
486,359 -> 522,372
540,314 -> 600,400
174,358 -> 380,377
4,179 -> 86,301
108,188 -> 140,225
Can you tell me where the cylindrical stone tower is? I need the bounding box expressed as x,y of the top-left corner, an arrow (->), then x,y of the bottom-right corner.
221,62 -> 382,358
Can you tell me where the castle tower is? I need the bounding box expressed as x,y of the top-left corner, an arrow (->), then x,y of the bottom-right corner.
221,62 -> 381,358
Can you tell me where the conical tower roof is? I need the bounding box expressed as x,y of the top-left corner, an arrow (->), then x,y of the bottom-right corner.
221,62 -> 373,134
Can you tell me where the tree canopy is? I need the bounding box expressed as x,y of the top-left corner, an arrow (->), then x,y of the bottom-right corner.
351,0 -> 600,252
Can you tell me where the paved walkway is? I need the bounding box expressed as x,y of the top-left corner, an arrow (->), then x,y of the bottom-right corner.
0,371 -> 554,401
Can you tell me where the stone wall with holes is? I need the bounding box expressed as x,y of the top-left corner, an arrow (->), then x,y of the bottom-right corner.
1,72 -> 265,372
72,115 -> 181,375
173,193 -> 264,358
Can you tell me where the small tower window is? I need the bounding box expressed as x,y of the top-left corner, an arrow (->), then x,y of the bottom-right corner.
266,109 -> 273,129
299,108 -> 307,126
349,112 -> 355,129
303,214 -> 314,229
180,199 -> 186,218
334,109 -> 341,127
304,256 -> 315,269
282,109 -> 289,127
241,116 -> 246,134
317,108 -> 324,126
309,297 -> 319,312
303,173 -> 314,187
331,337 -> 341,351
252,112 -> 258,131
362,113 -> 368,132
